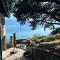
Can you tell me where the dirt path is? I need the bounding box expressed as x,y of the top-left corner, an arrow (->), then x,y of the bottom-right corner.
3,48 -> 27,60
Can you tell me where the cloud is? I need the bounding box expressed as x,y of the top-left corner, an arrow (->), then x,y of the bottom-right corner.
45,28 -> 52,32
5,15 -> 16,20
55,25 -> 60,28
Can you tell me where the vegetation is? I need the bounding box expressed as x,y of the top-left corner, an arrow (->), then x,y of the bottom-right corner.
8,0 -> 60,30
31,34 -> 37,41
31,34 -> 45,42
31,33 -> 60,50
51,27 -> 60,35
31,33 -> 60,42
39,34 -> 60,42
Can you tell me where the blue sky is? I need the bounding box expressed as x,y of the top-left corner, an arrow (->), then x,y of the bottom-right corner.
5,15 -> 60,43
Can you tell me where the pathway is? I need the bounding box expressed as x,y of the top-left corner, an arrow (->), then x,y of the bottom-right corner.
2,48 -> 27,60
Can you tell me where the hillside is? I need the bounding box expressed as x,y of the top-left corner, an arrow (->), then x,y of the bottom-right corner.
33,34 -> 60,51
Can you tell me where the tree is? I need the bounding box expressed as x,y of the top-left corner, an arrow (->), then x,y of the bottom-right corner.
37,35 -> 45,39
51,27 -> 60,35
32,34 -> 37,41
8,0 -> 60,30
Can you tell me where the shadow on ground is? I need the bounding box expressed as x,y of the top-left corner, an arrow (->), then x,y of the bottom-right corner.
15,56 -> 31,60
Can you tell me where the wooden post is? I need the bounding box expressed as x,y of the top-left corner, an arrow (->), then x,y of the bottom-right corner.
10,36 -> 13,47
2,36 -> 6,50
2,25 -> 6,50
0,13 -> 5,60
13,33 -> 16,47
0,27 -> 2,60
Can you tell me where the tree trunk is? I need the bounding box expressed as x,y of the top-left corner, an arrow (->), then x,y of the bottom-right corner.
0,27 -> 2,60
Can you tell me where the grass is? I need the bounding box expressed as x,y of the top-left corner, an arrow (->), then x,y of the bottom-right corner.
41,39 -> 60,49
46,39 -> 60,44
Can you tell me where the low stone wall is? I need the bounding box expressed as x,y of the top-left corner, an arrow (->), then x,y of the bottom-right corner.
31,48 -> 60,60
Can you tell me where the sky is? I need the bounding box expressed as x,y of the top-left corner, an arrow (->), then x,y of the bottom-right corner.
5,15 -> 60,43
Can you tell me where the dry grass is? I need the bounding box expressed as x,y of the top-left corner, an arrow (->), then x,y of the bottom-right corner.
47,39 -> 60,44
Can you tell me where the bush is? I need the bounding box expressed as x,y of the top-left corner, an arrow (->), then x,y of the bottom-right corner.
55,34 -> 60,39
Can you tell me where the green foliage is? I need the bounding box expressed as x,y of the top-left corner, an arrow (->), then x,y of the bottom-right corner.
8,0 -> 60,30
45,35 -> 56,41
51,27 -> 60,35
40,34 -> 60,42
7,0 -> 60,30
31,34 -> 45,42
55,34 -> 60,39
36,35 -> 45,39
32,34 -> 37,41
31,33 -> 60,42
